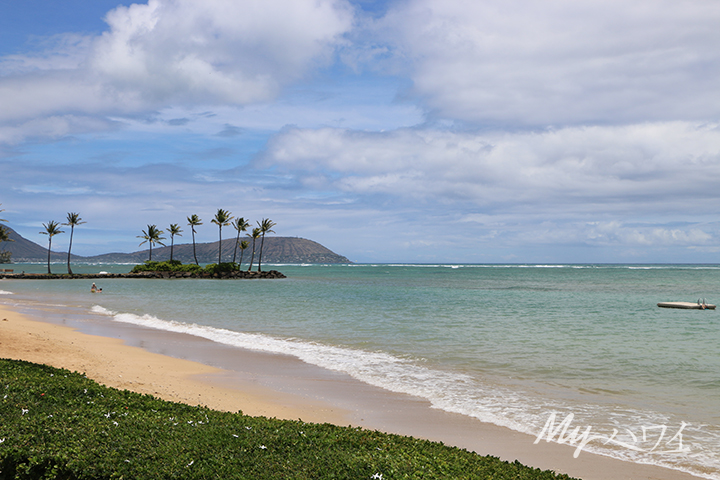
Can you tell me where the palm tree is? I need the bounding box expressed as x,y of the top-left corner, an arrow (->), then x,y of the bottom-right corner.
168,223 -> 183,262
0,226 -> 12,244
238,240 -> 249,270
0,226 -> 11,243
247,227 -> 261,272
0,207 -> 12,264
187,214 -> 202,265
231,217 -> 250,265
62,212 -> 85,275
40,221 -> 64,274
137,225 -> 165,261
0,226 -> 13,263
211,209 -> 233,264
256,218 -> 276,272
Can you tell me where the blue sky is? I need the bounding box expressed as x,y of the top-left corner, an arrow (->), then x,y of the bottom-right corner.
2,0 -> 720,263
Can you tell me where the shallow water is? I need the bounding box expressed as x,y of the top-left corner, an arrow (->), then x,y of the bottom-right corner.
2,263 -> 719,479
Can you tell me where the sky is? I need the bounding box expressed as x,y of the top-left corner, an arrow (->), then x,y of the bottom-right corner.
1,0 -> 720,263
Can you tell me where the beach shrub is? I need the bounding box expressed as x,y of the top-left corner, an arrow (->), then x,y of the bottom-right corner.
0,359 -> 580,480
130,261 -> 244,275
131,260 -> 204,274
202,262 -> 238,275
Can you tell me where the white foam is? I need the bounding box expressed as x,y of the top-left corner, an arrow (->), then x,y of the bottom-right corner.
87,303 -> 720,480
0,290 -> 13,295
89,305 -> 540,431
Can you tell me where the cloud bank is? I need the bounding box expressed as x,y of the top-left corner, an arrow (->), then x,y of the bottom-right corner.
374,0 -> 720,126
2,0 -> 720,262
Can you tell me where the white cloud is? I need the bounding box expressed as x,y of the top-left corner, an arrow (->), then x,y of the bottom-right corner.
580,221 -> 714,247
0,0 -> 354,129
0,115 -> 116,145
259,122 -> 720,217
376,0 -> 720,126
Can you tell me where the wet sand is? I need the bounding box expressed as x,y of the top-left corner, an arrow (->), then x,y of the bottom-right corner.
0,303 -> 703,480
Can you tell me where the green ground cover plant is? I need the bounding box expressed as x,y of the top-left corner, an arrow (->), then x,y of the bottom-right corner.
130,261 -> 244,275
0,359 -> 579,479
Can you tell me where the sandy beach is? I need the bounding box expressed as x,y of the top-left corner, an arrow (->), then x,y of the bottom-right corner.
0,302 -> 703,480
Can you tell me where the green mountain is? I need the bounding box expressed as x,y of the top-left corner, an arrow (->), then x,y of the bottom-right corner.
0,226 -> 351,264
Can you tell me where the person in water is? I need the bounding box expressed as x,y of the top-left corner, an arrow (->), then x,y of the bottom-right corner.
91,283 -> 102,293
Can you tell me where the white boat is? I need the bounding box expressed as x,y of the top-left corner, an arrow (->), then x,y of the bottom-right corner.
657,301 -> 716,310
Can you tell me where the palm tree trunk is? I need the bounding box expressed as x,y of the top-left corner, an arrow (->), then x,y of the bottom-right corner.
47,238 -> 52,274
218,227 -> 222,264
192,230 -> 198,265
239,249 -> 245,269
67,227 -> 74,275
149,243 -> 153,261
232,231 -> 240,264
257,233 -> 266,272
248,238 -> 257,272
170,237 -> 174,262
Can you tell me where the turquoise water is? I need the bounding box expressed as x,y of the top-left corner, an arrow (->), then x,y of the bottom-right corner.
2,263 -> 720,478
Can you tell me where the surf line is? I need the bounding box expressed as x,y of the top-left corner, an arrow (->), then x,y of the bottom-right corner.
534,412 -> 689,458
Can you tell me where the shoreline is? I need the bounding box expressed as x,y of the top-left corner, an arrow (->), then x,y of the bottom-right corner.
0,270 -> 286,279
0,301 -> 704,480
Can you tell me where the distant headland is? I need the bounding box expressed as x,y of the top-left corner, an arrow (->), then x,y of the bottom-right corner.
0,226 -> 352,265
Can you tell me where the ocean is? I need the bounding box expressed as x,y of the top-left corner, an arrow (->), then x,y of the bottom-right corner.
2,263 -> 719,479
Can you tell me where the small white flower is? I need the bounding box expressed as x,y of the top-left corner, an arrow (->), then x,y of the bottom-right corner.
21,408 -> 28,415
113,421 -> 119,426
232,434 -> 239,438
259,445 -> 267,450
0,438 -> 5,443
371,474 -> 383,480
187,460 -> 194,467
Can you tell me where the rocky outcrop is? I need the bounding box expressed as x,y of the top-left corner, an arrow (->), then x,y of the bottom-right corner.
0,270 -> 286,280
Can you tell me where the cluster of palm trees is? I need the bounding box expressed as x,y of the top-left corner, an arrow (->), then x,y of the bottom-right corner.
0,204 -> 277,274
0,209 -> 81,273
0,206 -> 86,273
37,213 -> 86,274
140,209 -> 277,272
